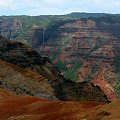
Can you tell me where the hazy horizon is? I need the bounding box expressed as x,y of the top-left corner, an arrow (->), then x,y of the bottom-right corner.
0,0 -> 120,16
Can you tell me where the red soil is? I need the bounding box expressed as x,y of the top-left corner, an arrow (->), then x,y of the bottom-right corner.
0,88 -> 15,99
92,64 -> 118,101
0,96 -> 106,120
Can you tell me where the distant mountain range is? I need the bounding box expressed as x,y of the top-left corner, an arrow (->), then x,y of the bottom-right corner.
0,12 -> 120,45
66,12 -> 107,18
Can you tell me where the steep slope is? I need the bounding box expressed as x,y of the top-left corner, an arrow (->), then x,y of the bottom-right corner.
0,60 -> 56,100
0,88 -> 15,99
37,19 -> 120,101
0,15 -> 78,46
0,35 -> 109,102
0,13 -> 117,47
91,63 -> 118,101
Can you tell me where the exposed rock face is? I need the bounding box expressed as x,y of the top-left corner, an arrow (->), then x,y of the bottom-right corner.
59,80 -> 108,101
0,15 -> 120,102
0,88 -> 15,99
28,25 -> 44,48
0,60 -> 56,99
0,18 -> 22,39
98,23 -> 120,39
37,20 -> 120,101
0,17 -> 45,46
0,35 -> 109,102
91,63 -> 118,101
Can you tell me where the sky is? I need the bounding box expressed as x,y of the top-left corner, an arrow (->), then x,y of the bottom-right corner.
0,0 -> 120,16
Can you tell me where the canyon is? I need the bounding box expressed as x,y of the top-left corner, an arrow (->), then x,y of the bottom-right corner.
0,14 -> 120,101
37,19 -> 120,101
0,35 -> 109,102
0,13 -> 120,119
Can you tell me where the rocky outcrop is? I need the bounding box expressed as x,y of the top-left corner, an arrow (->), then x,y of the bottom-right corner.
0,35 -> 109,102
37,19 -> 120,101
0,17 -> 46,46
0,60 -> 56,99
98,23 -> 120,39
0,18 -> 22,39
91,63 -> 118,101
0,16 -> 120,102
59,80 -> 108,101
0,88 -> 15,99
28,25 -> 45,48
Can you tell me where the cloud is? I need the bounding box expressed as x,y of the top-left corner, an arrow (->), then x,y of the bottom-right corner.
27,6 -> 90,16
0,0 -> 120,15
0,0 -> 13,7
43,0 -> 67,4
27,8 -> 65,15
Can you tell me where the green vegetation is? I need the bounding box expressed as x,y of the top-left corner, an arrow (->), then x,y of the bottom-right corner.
91,65 -> 100,75
91,39 -> 102,52
114,56 -> 120,95
44,19 -> 77,41
84,74 -> 92,82
0,15 -> 79,45
67,12 -> 106,18
65,61 -> 83,81
88,14 -> 120,24
55,61 -> 68,71
114,56 -> 120,73
115,76 -> 120,95
1,13 -> 120,45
